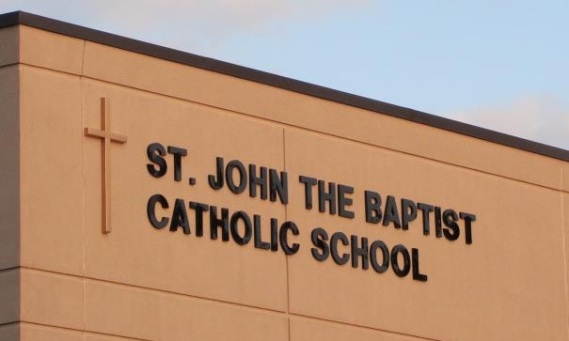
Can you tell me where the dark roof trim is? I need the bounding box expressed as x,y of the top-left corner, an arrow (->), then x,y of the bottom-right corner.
2,11 -> 568,162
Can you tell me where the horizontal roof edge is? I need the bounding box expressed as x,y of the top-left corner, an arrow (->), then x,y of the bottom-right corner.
2,10 -> 568,162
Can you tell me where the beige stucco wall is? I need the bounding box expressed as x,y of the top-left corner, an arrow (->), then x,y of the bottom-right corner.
1,24 -> 568,341
0,25 -> 20,338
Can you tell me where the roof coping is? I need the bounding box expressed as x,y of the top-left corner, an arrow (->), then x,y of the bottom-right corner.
1,10 -> 568,162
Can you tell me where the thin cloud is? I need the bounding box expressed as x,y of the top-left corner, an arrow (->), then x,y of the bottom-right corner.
92,0 -> 374,52
0,1 -> 373,55
450,95 -> 569,150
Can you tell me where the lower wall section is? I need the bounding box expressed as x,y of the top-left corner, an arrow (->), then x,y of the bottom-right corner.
0,323 -> 19,341
4,319 -> 437,341
84,280 -> 289,341
2,322 -> 153,341
0,269 -> 19,325
12,267 -> 568,341
20,269 -> 84,330
85,333 -> 149,341
290,317 -> 432,341
20,323 -> 82,341
16,268 -> 289,341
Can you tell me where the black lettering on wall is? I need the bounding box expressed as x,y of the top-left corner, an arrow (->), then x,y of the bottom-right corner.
401,198 -> 417,230
391,245 -> 410,277
434,206 -> 443,238
208,157 -> 225,190
330,232 -> 350,265
147,194 -> 169,229
365,190 -> 382,224
318,180 -> 336,215
167,146 -> 187,182
226,160 -> 247,194
280,222 -> 300,255
170,199 -> 190,234
210,206 -> 230,241
412,248 -> 428,282
460,212 -> 477,244
299,176 -> 317,210
189,202 -> 209,237
147,143 -> 167,177
253,215 -> 271,250
442,209 -> 460,241
230,211 -> 253,245
310,228 -> 329,261
370,240 -> 389,273
270,170 -> 288,204
338,184 -> 355,219
170,198 -> 190,234
351,235 -> 369,270
417,203 -> 434,236
249,165 -> 268,200
383,195 -> 402,228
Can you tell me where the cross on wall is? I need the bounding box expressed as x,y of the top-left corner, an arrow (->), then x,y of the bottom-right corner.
84,97 -> 127,234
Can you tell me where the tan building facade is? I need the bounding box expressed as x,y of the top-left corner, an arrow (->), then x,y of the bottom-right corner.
1,11 -> 569,341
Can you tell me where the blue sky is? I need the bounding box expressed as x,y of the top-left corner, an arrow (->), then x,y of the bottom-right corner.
1,1 -> 567,149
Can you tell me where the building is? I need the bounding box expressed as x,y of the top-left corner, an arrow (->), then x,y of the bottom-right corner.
1,11 -> 568,341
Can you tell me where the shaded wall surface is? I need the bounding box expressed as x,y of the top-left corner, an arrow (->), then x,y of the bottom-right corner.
1,13 -> 569,341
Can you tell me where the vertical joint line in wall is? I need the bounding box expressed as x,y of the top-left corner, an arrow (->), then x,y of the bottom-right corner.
80,40 -> 86,76
282,128 -> 292,341
561,184 -> 569,341
80,39 -> 87,333
559,164 -> 569,341
80,40 -> 87,277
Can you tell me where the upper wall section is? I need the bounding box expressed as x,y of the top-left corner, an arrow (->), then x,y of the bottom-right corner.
1,11 -> 568,192
0,64 -> 19,270
0,25 -> 17,65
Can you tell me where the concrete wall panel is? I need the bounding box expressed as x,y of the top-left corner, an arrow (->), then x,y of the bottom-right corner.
285,128 -> 567,341
85,280 -> 288,341
81,79 -> 289,311
20,26 -> 83,75
0,65 -> 19,270
19,66 -> 84,275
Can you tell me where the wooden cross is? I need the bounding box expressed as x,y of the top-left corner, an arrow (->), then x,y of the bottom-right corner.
84,97 -> 128,234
